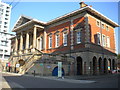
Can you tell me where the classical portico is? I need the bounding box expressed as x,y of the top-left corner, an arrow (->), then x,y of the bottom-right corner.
14,25 -> 44,55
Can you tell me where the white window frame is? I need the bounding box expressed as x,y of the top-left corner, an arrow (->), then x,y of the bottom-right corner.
102,34 -> 106,47
106,25 -> 109,31
76,30 -> 81,44
49,35 -> 52,49
55,34 -> 59,48
97,32 -> 101,45
106,36 -> 110,48
101,23 -> 104,29
96,20 -> 100,27
63,32 -> 67,46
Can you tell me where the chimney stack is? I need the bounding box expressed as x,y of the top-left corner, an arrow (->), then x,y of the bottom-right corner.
79,2 -> 88,8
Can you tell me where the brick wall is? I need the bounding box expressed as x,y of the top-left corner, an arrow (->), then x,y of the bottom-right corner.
88,15 -> 116,53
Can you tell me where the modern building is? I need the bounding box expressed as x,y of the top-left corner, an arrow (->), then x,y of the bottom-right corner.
0,1 -> 14,69
9,2 -> 119,76
0,1 -> 11,32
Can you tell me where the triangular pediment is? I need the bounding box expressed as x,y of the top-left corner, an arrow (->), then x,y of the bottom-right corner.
13,15 -> 33,29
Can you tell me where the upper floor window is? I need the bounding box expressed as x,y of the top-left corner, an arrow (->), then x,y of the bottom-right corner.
106,36 -> 110,48
97,33 -> 101,45
97,21 -> 100,27
55,34 -> 59,48
0,21 -> 2,24
106,26 -> 109,31
0,54 -> 2,58
4,50 -> 8,54
76,30 -> 81,44
0,49 -> 3,53
6,7 -> 10,9
102,35 -> 106,47
102,23 -> 104,29
49,35 -> 52,49
63,32 -> 67,46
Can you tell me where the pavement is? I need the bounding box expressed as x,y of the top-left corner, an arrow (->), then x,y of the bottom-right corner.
23,74 -> 96,84
2,72 -> 96,84
1,76 -> 10,88
1,72 -> 119,88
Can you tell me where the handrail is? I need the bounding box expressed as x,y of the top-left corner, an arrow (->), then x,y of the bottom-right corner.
34,48 -> 43,54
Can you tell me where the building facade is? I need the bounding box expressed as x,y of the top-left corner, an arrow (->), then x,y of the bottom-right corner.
0,1 -> 11,32
9,2 -> 119,76
0,1 -> 14,70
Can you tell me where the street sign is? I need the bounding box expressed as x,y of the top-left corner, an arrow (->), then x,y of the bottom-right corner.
16,64 -> 20,67
58,62 -> 62,78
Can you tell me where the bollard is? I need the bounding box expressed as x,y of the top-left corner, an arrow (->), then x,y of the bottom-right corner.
33,70 -> 35,77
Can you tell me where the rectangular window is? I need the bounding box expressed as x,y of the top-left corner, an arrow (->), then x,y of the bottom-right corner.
49,36 -> 52,49
106,36 -> 110,48
0,54 -> 2,58
63,32 -> 67,46
97,21 -> 100,27
102,35 -> 106,47
106,26 -> 109,31
97,33 -> 101,45
4,55 -> 10,59
55,34 -> 59,48
0,49 -> 3,53
102,24 -> 104,29
0,21 -> 2,24
76,30 -> 81,44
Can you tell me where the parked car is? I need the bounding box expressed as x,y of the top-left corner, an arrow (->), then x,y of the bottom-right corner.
112,70 -> 120,74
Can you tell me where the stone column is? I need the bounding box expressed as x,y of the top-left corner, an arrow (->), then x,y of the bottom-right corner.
15,37 -> 18,51
19,32 -> 23,54
14,37 -> 18,55
25,32 -> 29,53
32,26 -> 37,52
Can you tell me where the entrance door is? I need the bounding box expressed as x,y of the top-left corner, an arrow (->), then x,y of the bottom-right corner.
93,57 -> 97,75
77,57 -> 82,75
98,58 -> 102,74
52,66 -> 65,76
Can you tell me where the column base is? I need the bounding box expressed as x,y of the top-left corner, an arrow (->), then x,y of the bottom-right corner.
31,48 -> 35,52
19,51 -> 23,55
14,52 -> 18,55
25,49 -> 28,53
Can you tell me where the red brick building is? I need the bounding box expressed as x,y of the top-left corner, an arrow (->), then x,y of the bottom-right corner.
9,2 -> 119,76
